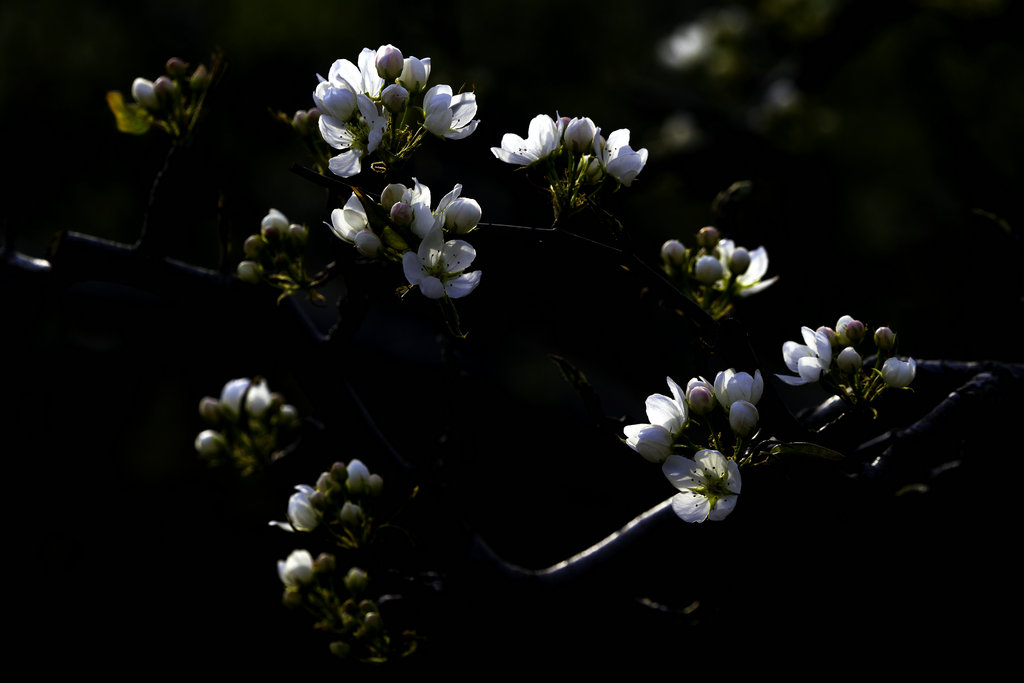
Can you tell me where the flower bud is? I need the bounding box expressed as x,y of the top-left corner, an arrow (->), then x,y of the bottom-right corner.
835,315 -> 865,345
661,239 -> 686,267
397,56 -> 431,92
131,77 -> 160,109
198,396 -> 220,423
354,230 -> 382,258
277,549 -> 314,589
836,347 -> 863,373
366,473 -> 384,497
563,117 -> 597,153
697,226 -> 720,249
728,247 -> 750,275
313,552 -> 337,575
816,326 -> 839,348
444,197 -> 482,233
362,611 -> 384,634
874,326 -> 895,351
278,404 -> 299,427
245,378 -> 272,417
329,641 -> 351,659
189,63 -> 210,92
288,223 -> 308,247
165,57 -> 189,78
219,378 -> 252,417
194,429 -> 227,457
381,83 -> 409,112
339,501 -> 365,527
152,75 -> 176,106
236,260 -> 263,284
375,44 -> 404,80
343,566 -> 369,595
881,357 -> 916,388
346,459 -> 371,496
694,255 -> 724,284
728,400 -> 759,436
380,183 -> 407,210
286,485 -> 321,531
390,201 -> 414,226
261,209 -> 289,241
243,234 -> 265,259
330,461 -> 349,484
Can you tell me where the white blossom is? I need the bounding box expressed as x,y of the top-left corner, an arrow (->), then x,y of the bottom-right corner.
491,114 -> 565,166
714,368 -> 763,409
881,357 -> 916,388
594,128 -> 648,186
402,227 -> 481,299
318,94 -> 387,178
623,376 -> 689,463
422,84 -> 479,139
715,239 -> 778,297
662,449 -> 741,523
269,485 -> 321,532
277,549 -> 315,589
327,194 -> 382,257
777,327 -> 833,386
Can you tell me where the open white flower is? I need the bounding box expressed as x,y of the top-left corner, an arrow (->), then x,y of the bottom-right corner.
423,84 -> 479,139
318,93 -> 387,178
322,48 -> 385,98
714,368 -> 764,409
594,128 -> 648,186
277,549 -> 315,589
402,227 -> 481,299
715,239 -> 778,297
269,485 -> 321,532
491,114 -> 565,166
328,193 -> 382,257
662,449 -> 741,523
881,357 -> 916,388
777,327 -> 833,386
623,376 -> 689,463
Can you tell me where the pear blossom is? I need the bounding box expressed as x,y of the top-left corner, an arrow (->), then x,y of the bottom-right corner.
728,399 -> 759,436
131,77 -> 160,109
777,327 -> 833,386
269,485 -> 322,532
245,378 -> 272,417
397,55 -> 431,92
694,255 -> 723,284
563,116 -> 598,153
318,94 -> 387,178
714,368 -> 764,410
328,194 -> 382,257
594,128 -> 648,186
322,48 -> 385,99
422,84 -> 479,139
685,376 -> 716,415
835,315 -> 865,345
662,450 -> 741,523
491,114 -> 565,166
277,549 -> 315,589
836,347 -> 863,373
715,239 -> 778,297
623,376 -> 689,463
881,357 -> 916,388
443,197 -> 482,233
402,227 -> 481,299
219,378 -> 252,417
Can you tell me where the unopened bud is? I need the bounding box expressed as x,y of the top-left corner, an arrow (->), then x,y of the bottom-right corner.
836,315 -> 865,345
313,552 -> 336,575
198,396 -> 220,423
874,326 -> 896,351
728,247 -> 750,275
444,197 -> 482,233
291,109 -> 310,136
686,384 -> 716,415
390,201 -> 414,226
381,183 -> 407,210
354,230 -> 382,258
189,63 -> 210,91
817,326 -> 839,348
329,641 -> 351,659
343,567 -> 369,595
694,255 -> 724,284
131,77 -> 160,109
243,234 -> 265,259
836,347 -> 863,373
194,429 -> 227,457
381,83 -> 409,112
236,260 -> 263,284
339,501 -> 364,527
366,473 -> 384,497
661,239 -> 686,267
375,44 -> 404,80
397,56 -> 431,92
697,226 -> 720,249
165,57 -> 189,78
728,400 -> 759,436
288,223 -> 308,247
153,75 -> 176,105
330,461 -> 349,484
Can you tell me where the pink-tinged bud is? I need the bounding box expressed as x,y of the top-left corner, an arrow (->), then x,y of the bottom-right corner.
381,83 -> 409,112
153,75 -> 176,105
874,326 -> 895,351
816,326 -> 839,348
661,239 -> 686,267
697,226 -> 720,249
165,57 -> 189,78
375,44 -> 404,80
686,384 -> 715,415
189,63 -> 210,91
390,201 -> 414,226
836,346 -> 862,373
292,109 -> 310,135
835,315 -> 865,345
728,247 -> 750,275
694,255 -> 723,284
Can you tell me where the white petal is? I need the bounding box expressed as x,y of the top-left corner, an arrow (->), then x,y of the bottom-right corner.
444,271 -> 481,299
662,454 -> 699,488
419,276 -> 445,299
671,491 -> 710,523
441,239 -> 477,272
402,251 -> 424,286
328,149 -> 363,178
708,494 -> 738,521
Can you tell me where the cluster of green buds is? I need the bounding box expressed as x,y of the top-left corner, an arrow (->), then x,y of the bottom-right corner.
269,459 -> 384,550
660,225 -> 777,318
236,208 -> 323,304
194,376 -> 301,476
777,314 -> 916,416
277,553 -> 415,663
106,54 -> 218,143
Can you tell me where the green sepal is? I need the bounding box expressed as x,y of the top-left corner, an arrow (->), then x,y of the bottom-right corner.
106,91 -> 154,135
381,226 -> 410,253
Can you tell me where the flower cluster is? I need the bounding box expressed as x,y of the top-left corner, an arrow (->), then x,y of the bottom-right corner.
276,552 -> 413,662
194,377 -> 301,476
660,225 -> 777,319
107,54 -> 217,143
236,208 -> 325,303
623,368 -> 763,522
269,459 -> 384,549
491,113 -> 648,220
314,44 -> 478,177
777,314 -> 916,414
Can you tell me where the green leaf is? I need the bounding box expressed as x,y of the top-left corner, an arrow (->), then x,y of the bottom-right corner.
106,91 -> 153,135
381,226 -> 410,253
770,441 -> 845,461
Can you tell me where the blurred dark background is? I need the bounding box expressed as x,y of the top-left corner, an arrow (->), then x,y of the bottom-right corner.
4,0 -> 1022,675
